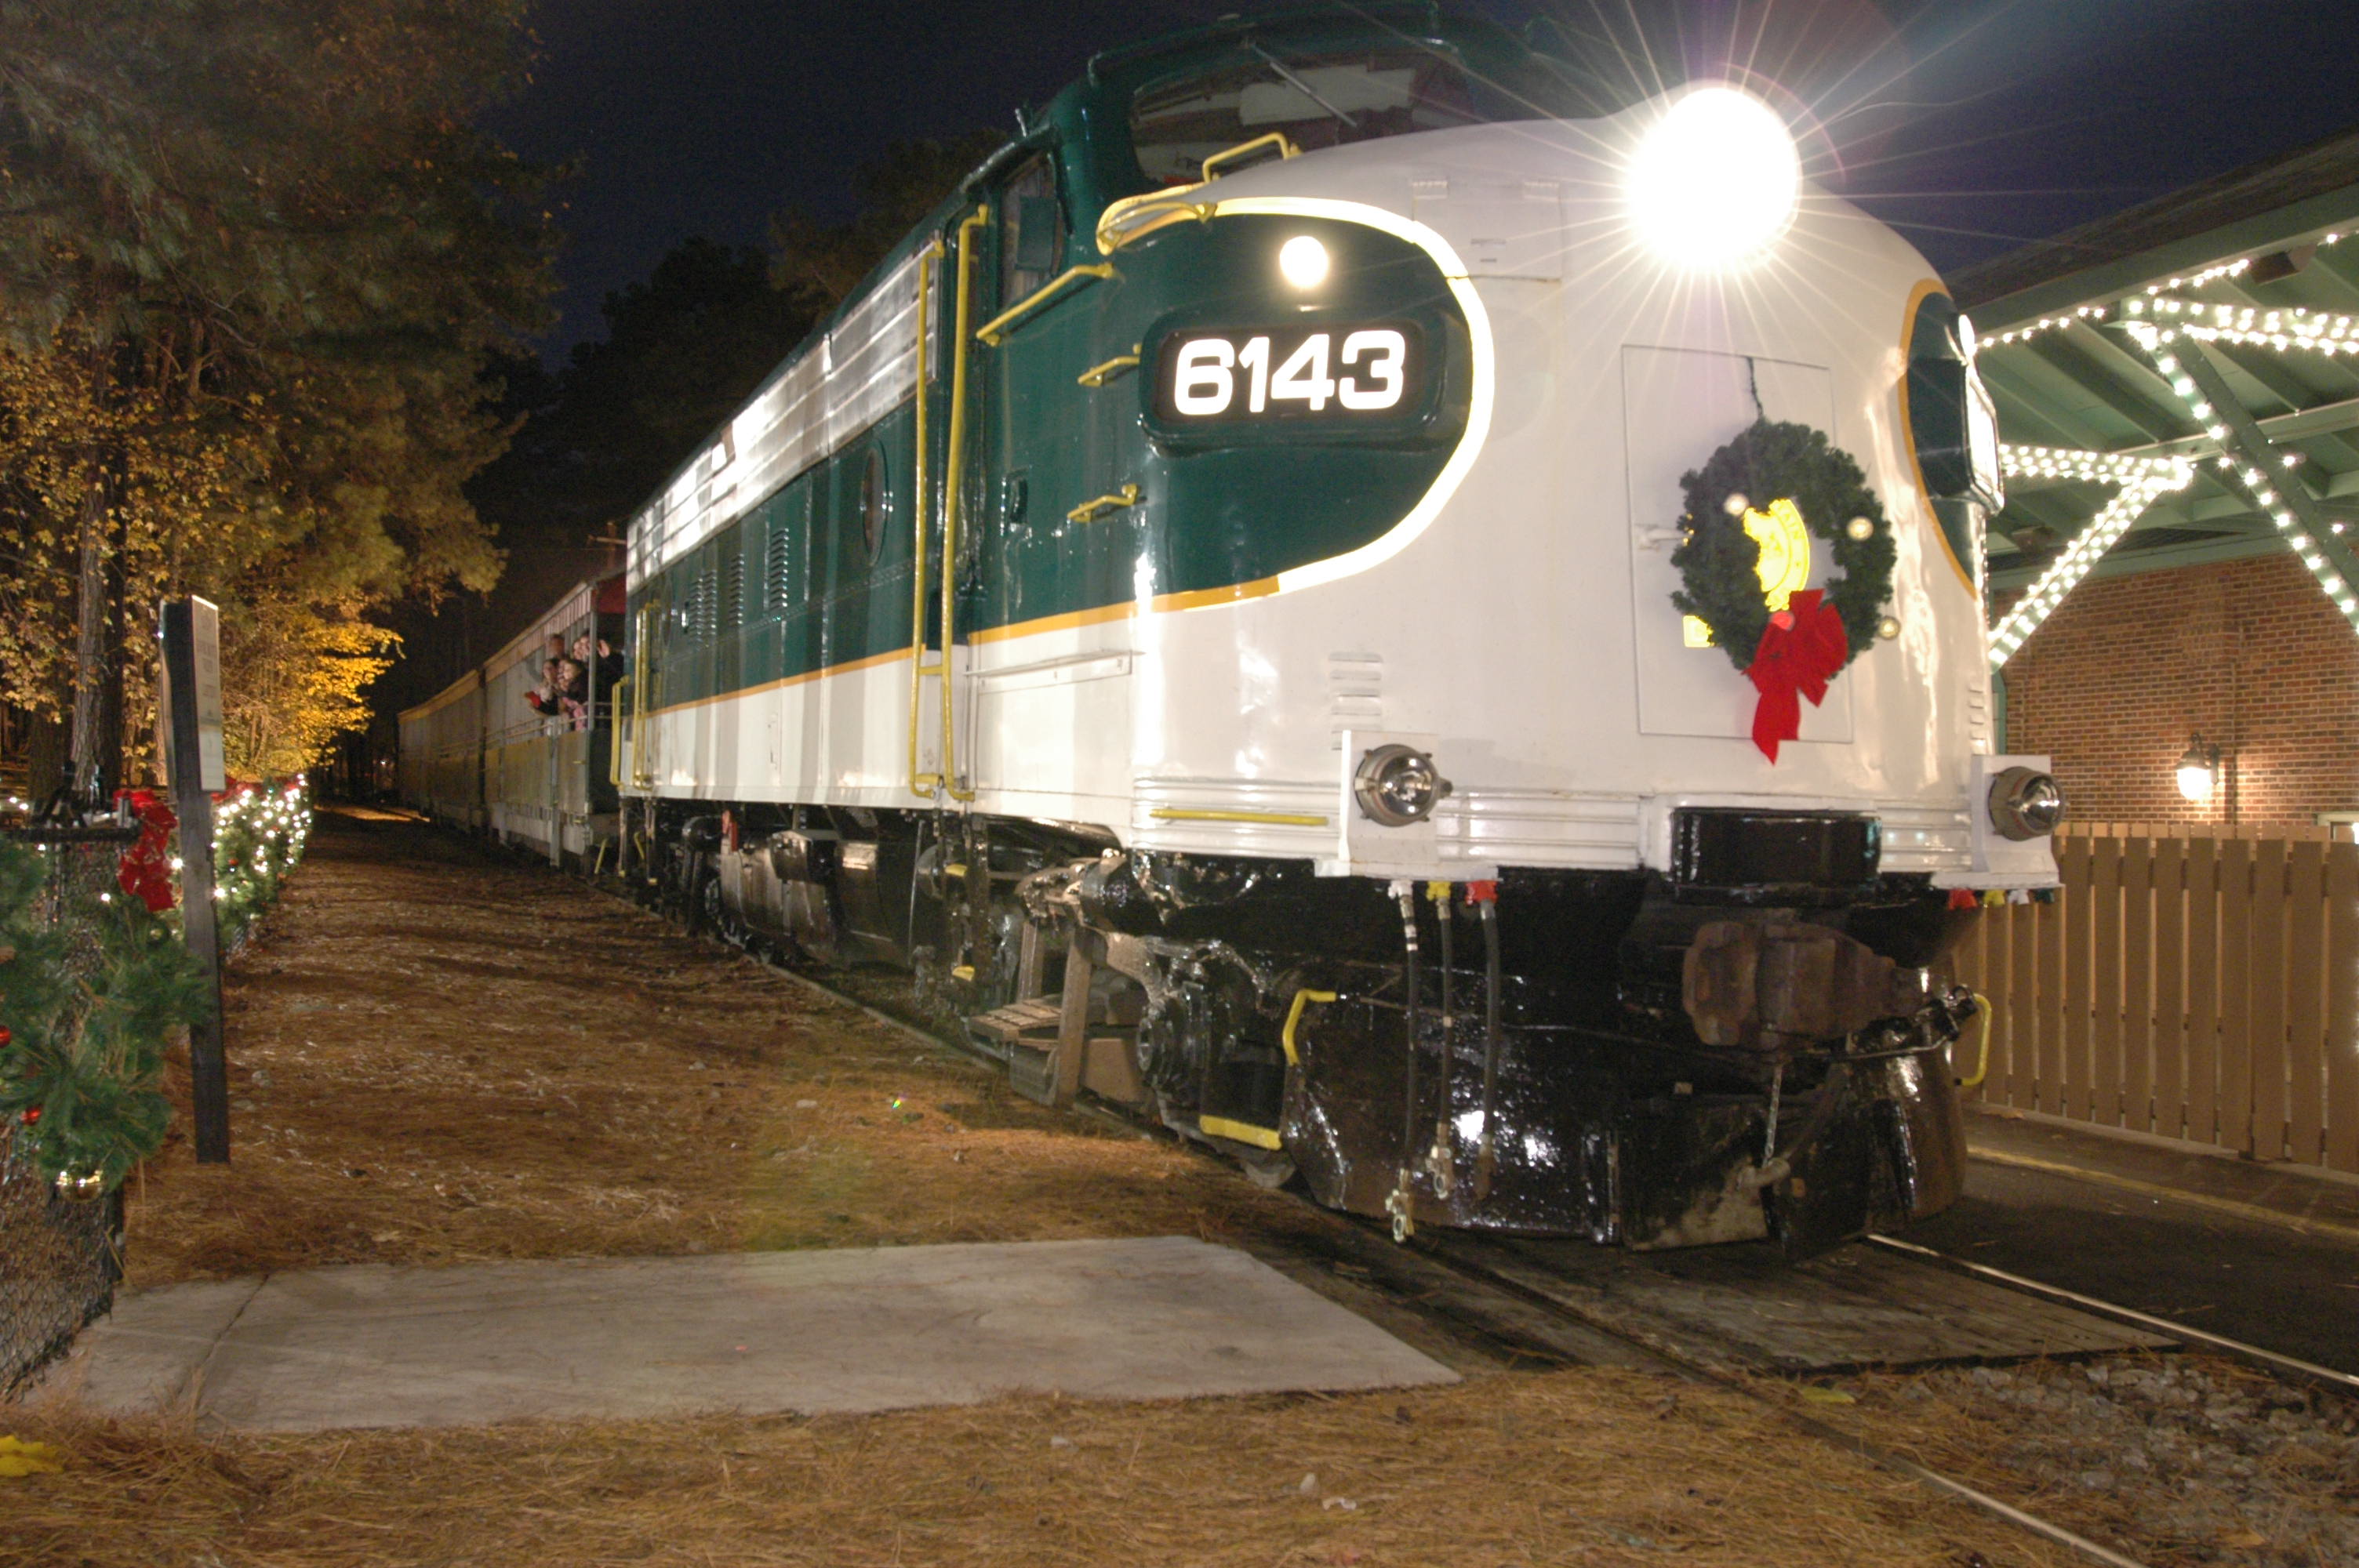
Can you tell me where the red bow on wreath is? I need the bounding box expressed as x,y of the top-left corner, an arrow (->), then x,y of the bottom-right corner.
1744,589 -> 1849,764
114,788 -> 180,913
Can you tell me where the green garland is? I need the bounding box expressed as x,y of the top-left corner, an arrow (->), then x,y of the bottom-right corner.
1669,419 -> 1896,674
213,779 -> 311,949
0,837 -> 211,1190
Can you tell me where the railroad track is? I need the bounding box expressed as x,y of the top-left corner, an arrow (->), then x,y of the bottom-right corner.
634,879 -> 2353,1568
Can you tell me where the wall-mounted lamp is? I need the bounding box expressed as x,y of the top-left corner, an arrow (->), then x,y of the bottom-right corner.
2175,735 -> 2222,804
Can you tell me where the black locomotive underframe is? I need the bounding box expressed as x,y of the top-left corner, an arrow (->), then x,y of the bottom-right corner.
620,797 -> 1977,1255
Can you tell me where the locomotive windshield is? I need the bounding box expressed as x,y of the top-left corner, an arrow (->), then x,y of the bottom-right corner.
1127,43 -> 1609,185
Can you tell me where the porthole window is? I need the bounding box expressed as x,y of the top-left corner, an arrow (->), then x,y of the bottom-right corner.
860,446 -> 889,561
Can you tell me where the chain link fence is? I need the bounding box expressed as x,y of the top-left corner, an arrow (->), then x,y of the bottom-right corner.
0,826 -> 136,1398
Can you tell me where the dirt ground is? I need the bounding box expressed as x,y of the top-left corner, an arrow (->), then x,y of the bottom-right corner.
119,809 -> 1321,1286
0,810 -> 2326,1566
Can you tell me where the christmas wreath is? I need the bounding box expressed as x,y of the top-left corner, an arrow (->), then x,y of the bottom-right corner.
0,835 -> 210,1193
1668,419 -> 1897,760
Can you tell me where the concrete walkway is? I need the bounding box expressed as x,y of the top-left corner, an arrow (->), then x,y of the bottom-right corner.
44,1236 -> 1457,1432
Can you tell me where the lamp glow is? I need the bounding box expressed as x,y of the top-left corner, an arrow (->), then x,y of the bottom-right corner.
1627,85 -> 1799,270
1278,234 -> 1329,289
2175,738 -> 2219,804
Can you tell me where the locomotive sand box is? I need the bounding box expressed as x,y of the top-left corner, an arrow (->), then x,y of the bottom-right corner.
401,5 -> 2060,1254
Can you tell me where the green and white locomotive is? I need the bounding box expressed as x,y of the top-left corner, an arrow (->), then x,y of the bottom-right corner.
507,6 -> 2065,1251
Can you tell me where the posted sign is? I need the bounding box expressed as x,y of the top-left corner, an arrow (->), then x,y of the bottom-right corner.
160,597 -> 226,793
160,594 -> 231,1162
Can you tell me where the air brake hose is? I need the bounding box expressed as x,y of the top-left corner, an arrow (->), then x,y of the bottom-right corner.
1428,881 -> 1455,1197
1392,881 -> 1421,1169
1385,880 -> 1423,1241
1471,880 -> 1502,1202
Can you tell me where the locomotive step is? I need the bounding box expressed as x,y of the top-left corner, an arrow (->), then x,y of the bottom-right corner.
1004,1030 -> 1144,1108
967,997 -> 1065,1044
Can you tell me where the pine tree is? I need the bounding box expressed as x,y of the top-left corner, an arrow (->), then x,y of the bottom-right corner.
0,0 -> 554,784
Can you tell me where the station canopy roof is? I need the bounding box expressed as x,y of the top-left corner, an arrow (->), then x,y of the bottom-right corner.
1951,125 -> 2359,644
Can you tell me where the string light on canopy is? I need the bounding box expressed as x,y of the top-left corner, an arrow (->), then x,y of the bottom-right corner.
1986,445 -> 2195,665
2121,320 -> 2359,638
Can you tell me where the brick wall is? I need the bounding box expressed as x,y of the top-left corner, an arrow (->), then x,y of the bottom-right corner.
1999,551 -> 2359,828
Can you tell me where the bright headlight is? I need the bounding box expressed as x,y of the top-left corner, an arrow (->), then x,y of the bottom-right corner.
1278,234 -> 1329,290
1627,85 -> 1799,270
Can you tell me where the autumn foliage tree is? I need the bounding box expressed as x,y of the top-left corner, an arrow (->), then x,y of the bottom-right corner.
0,0 -> 551,789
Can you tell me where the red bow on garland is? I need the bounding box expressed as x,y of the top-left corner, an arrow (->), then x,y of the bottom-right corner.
1744,589 -> 1849,764
114,788 -> 180,913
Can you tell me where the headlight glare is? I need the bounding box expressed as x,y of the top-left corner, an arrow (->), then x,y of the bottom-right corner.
1627,85 -> 1799,270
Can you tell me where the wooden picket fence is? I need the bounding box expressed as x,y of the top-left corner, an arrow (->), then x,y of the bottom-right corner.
1950,823 -> 2359,1174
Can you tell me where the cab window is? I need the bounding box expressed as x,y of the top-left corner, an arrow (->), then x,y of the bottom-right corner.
998,155 -> 1064,304
1125,44 -> 1604,187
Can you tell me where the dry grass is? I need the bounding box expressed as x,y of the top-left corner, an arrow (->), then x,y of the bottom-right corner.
122,811 -> 1314,1288
5,1370 -> 2074,1568
0,811 -> 2105,1566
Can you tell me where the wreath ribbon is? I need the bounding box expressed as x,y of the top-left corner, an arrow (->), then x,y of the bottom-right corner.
1744,589 -> 1848,763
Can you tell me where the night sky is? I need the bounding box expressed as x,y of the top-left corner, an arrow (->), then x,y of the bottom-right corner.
487,0 -> 2359,361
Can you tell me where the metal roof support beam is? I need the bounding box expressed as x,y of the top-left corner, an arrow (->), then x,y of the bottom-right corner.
2130,324 -> 2359,638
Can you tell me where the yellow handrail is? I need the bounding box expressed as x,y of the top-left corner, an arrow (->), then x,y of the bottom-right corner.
936,209 -> 988,804
1199,130 -> 1299,181
628,604 -> 654,787
1093,133 -> 1295,255
1957,992 -> 1994,1090
974,262 -> 1113,347
1066,484 -> 1141,524
1095,193 -> 1215,256
1281,988 -> 1339,1069
608,676 -> 632,786
907,236 -> 945,799
1077,350 -> 1139,388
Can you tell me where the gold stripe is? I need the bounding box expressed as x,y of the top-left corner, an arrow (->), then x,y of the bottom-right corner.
967,575 -> 1284,646
1150,808 -> 1328,827
1899,278 -> 1979,595
1198,1115 -> 1283,1151
640,646 -> 912,719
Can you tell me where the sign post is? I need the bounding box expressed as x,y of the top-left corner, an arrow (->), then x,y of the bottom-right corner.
159,597 -> 230,1163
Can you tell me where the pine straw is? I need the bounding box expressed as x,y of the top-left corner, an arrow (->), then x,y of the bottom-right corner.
120,811 -> 1318,1289
1741,1355 -> 2359,1568
4,1368 -> 2076,1568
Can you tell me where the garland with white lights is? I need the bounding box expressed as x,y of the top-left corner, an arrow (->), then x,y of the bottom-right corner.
1671,419 -> 1896,673
0,837 -> 210,1193
211,779 -> 312,951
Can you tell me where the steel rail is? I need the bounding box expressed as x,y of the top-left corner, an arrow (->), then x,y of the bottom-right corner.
1401,1228 -> 2158,1568
1866,1232 -> 2359,1399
